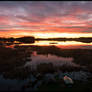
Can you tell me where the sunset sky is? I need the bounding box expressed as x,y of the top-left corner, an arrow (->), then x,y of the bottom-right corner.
0,1 -> 92,38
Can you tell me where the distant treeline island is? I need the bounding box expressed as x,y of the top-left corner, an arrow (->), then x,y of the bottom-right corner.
0,36 -> 92,43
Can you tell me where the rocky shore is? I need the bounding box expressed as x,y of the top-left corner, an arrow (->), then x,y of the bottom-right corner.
25,70 -> 92,92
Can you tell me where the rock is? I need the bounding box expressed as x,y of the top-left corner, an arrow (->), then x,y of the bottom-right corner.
36,73 -> 43,80
43,73 -> 56,84
26,57 -> 31,62
33,80 -> 43,91
63,75 -> 74,85
58,72 -> 64,79
61,71 -> 92,81
30,74 -> 37,83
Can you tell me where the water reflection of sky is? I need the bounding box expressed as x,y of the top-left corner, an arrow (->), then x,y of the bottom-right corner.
0,41 -> 92,91
24,52 -> 80,70
19,41 -> 92,49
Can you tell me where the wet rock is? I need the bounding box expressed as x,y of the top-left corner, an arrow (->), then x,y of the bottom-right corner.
36,73 -> 43,80
43,73 -> 56,84
33,80 -> 43,91
63,75 -> 74,85
30,74 -> 37,83
62,71 -> 92,81
22,74 -> 37,91
58,72 -> 64,79
26,57 -> 32,62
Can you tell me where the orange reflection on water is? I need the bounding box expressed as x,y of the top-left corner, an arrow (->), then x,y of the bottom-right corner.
17,40 -> 92,49
20,41 -> 92,46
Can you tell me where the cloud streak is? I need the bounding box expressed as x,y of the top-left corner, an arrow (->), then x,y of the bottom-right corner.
0,1 -> 92,37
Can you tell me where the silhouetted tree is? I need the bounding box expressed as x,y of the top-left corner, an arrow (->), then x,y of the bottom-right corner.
16,36 -> 35,43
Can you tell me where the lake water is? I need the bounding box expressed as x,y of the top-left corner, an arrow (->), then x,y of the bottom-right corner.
19,40 -> 92,49
0,40 -> 92,91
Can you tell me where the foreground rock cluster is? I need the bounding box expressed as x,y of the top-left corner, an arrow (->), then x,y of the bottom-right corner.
22,71 -> 92,91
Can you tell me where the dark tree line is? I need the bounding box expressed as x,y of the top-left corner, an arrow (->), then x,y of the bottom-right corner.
0,36 -> 35,43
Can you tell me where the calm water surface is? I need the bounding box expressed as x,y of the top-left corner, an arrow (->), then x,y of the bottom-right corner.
20,40 -> 92,49
0,40 -> 92,91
